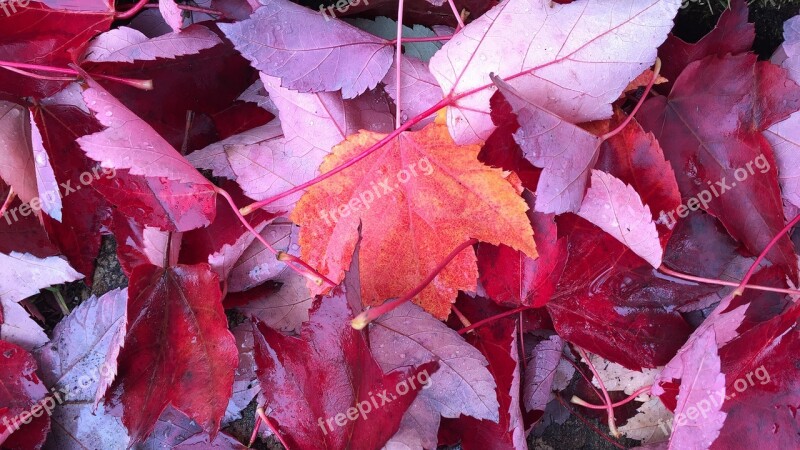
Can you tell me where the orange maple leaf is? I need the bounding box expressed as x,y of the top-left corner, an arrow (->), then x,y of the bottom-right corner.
291,115 -> 537,319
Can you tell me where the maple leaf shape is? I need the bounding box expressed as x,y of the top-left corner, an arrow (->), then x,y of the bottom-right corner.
428,0 -> 680,144
252,294 -> 438,450
638,53 -> 800,280
577,170 -> 663,268
108,264 -> 238,444
81,25 -> 223,63
291,116 -> 537,319
0,341 -> 50,450
490,75 -> 605,213
371,302 -> 500,449
219,0 -> 394,98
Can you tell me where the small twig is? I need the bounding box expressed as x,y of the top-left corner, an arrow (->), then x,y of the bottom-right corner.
46,287 -> 70,316
658,266 -> 800,296
577,347 -> 620,438
395,0 -> 405,129
572,385 -> 653,410
115,0 -> 150,19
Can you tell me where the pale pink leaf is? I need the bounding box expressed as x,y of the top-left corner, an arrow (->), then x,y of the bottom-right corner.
29,112 -> 63,221
223,323 -> 260,425
523,335 -> 563,413
159,0 -> 184,32
0,252 -> 83,304
141,228 -> 182,268
219,0 -> 394,98
429,0 -> 680,144
227,222 -> 298,292
228,75 -> 392,212
208,221 -> 269,281
577,170 -> 663,268
0,299 -> 49,351
187,121 -> 284,180
666,329 -> 727,449
234,268 -> 313,334
492,75 -> 602,213
766,16 -> 800,210
383,56 -> 441,130
0,101 -> 38,205
82,25 -> 222,63
371,302 -> 500,422
76,76 -> 212,187
34,288 -> 128,408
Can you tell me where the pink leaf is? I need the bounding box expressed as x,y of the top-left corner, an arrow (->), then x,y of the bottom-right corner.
187,121 -> 284,180
76,76 -> 212,187
82,25 -> 222,63
29,112 -> 63,221
219,0 -> 394,98
429,0 -> 680,144
666,329 -> 728,449
0,101 -> 38,206
159,0 -> 184,33
765,16 -> 800,210
382,56 -> 441,130
577,170 -> 663,268
34,288 -> 128,409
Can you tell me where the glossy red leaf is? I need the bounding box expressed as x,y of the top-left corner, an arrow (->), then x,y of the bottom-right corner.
252,293 -> 438,450
477,191 -> 566,308
0,0 -> 114,98
638,53 -> 800,280
0,340 -> 51,450
108,264 -> 238,444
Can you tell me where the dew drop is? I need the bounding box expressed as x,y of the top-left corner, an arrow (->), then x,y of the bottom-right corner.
105,111 -> 113,117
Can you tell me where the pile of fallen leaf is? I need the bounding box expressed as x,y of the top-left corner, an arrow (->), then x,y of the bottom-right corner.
1,0 -> 800,449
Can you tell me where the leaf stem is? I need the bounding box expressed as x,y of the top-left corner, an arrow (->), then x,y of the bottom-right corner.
215,186 -> 336,288
255,408 -> 291,449
572,385 -> 653,410
446,0 -> 466,30
0,60 -> 153,90
554,394 -> 626,450
600,58 -> 661,141
457,305 -> 529,335
658,266 -> 800,296
351,238 -> 477,329
239,96 -> 451,215
577,347 -> 620,438
733,212 -> 800,296
115,0 -> 150,19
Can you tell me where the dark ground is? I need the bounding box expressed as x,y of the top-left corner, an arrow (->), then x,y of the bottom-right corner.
38,0 -> 800,449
